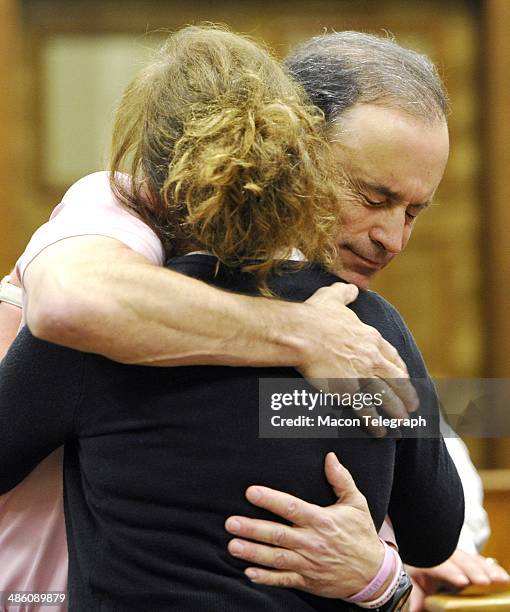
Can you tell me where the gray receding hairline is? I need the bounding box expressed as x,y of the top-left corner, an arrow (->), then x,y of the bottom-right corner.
285,30 -> 449,126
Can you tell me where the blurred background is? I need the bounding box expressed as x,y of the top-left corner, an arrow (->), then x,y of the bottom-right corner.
1,0 -> 510,475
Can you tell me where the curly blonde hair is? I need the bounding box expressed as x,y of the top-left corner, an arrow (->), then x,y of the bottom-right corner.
109,24 -> 340,291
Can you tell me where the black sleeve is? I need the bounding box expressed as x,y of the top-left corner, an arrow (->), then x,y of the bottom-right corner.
0,327 -> 85,494
378,298 -> 465,567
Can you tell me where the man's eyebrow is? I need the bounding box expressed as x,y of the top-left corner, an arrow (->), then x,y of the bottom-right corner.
410,201 -> 433,210
361,181 -> 400,200
360,180 -> 433,208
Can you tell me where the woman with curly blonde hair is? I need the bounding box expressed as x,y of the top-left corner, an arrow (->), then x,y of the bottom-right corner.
109,24 -> 340,290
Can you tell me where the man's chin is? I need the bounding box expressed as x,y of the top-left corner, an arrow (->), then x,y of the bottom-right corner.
346,275 -> 371,290
329,265 -> 372,290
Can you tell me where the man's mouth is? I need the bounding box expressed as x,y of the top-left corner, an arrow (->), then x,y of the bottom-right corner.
344,246 -> 386,270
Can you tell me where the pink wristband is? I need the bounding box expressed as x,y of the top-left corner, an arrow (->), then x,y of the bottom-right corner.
344,539 -> 394,604
356,548 -> 402,609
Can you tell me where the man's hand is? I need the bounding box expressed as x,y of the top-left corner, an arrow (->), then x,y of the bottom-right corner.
407,550 -> 510,611
225,452 -> 385,599
299,283 -> 419,424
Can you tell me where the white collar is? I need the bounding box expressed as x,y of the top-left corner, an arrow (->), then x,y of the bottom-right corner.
184,249 -> 306,262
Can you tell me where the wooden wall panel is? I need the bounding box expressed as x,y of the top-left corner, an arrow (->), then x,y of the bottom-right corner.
0,0 -> 24,273
482,0 -> 510,468
371,9 -> 482,380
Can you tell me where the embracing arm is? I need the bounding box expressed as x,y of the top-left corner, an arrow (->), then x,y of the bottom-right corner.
23,235 -> 415,394
390,428 -> 464,567
225,452 -> 392,600
0,328 -> 82,493
24,236 -> 315,367
385,303 -> 464,566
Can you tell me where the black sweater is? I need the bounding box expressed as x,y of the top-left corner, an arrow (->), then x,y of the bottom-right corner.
0,255 -> 464,611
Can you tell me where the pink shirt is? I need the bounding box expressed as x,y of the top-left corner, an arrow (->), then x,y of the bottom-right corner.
16,172 -> 164,292
2,172 -> 162,611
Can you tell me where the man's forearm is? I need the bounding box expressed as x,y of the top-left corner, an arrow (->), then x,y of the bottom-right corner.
23,235 -> 414,397
23,236 -> 312,367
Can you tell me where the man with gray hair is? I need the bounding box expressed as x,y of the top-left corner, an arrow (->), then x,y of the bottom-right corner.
224,31 -> 507,609
1,29 -> 507,611
286,30 -> 448,291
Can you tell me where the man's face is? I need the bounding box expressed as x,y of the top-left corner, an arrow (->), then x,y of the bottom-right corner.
329,103 -> 450,289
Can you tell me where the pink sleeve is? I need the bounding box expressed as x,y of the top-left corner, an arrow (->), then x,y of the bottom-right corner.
15,172 -> 165,284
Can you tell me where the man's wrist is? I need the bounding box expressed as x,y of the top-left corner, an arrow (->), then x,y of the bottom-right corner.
368,553 -> 399,603
345,539 -> 398,605
354,559 -> 412,611
276,301 -> 327,370
242,298 -> 313,369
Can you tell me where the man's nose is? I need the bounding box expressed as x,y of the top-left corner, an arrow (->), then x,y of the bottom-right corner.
369,209 -> 407,255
